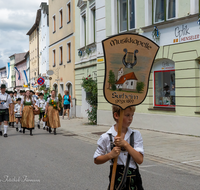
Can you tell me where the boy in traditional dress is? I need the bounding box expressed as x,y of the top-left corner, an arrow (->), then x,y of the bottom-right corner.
14,98 -> 22,132
36,93 -> 46,130
94,105 -> 144,190
0,84 -> 13,137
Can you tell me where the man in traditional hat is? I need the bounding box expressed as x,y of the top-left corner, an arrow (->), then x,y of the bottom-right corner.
0,84 -> 13,137
19,89 -> 24,99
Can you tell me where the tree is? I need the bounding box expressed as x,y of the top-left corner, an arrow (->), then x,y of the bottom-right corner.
136,82 -> 145,93
108,70 -> 116,89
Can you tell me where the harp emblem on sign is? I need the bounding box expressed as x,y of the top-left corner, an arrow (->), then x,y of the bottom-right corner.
122,49 -> 139,68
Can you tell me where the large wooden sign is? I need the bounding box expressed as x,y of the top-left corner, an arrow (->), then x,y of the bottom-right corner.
102,33 -> 159,109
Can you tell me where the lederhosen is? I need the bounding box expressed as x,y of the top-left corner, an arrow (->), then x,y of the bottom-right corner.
0,94 -> 9,122
107,133 -> 138,190
14,104 -> 22,118
38,99 -> 45,120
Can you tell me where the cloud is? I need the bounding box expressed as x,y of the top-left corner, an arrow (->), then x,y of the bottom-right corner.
0,0 -> 48,68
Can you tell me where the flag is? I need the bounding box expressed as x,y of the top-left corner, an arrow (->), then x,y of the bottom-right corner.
6,62 -> 10,79
14,67 -> 20,80
22,70 -> 28,85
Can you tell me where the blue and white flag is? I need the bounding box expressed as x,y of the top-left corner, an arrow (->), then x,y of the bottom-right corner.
6,62 -> 10,79
22,70 -> 28,85
14,67 -> 20,80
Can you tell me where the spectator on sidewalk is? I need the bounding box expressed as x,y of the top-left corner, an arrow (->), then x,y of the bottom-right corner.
62,90 -> 73,120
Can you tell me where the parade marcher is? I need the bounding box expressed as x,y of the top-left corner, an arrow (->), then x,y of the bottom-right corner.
13,91 -> 18,103
45,90 -> 61,135
9,91 -> 15,128
94,105 -> 144,190
43,88 -> 49,102
62,90 -> 73,120
32,90 -> 38,103
22,90 -> 26,97
36,93 -> 46,130
20,89 -> 38,136
14,98 -> 22,132
0,84 -> 13,137
19,90 -> 24,99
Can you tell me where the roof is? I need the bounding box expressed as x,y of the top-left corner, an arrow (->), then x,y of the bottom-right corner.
15,52 -> 27,65
26,9 -> 41,35
0,66 -> 6,71
116,72 -> 138,84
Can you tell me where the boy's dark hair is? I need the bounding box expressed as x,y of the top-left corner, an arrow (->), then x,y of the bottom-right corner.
112,105 -> 136,121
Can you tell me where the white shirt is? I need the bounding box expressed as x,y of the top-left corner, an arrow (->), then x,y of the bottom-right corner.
13,95 -> 18,101
36,99 -> 46,111
0,93 -> 12,109
14,103 -> 21,114
93,125 -> 144,169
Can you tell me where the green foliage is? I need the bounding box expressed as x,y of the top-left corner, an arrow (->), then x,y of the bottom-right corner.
58,93 -> 63,109
82,75 -> 97,124
136,82 -> 145,93
108,70 -> 116,88
111,84 -> 116,91
86,105 -> 97,125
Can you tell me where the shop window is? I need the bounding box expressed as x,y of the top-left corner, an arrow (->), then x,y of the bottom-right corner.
154,70 -> 175,107
118,0 -> 135,32
153,0 -> 176,23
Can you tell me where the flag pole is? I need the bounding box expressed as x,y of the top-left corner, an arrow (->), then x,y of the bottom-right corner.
110,109 -> 124,190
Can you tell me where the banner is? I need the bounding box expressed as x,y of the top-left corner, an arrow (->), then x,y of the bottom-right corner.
14,67 -> 20,80
6,62 -> 10,79
22,70 -> 28,85
102,33 -> 159,109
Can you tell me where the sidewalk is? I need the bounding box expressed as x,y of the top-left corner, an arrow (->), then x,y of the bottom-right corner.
59,117 -> 200,175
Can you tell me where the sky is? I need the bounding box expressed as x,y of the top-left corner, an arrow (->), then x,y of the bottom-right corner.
0,0 -> 48,68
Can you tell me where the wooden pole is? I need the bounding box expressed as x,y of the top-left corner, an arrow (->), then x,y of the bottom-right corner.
110,109 -> 124,190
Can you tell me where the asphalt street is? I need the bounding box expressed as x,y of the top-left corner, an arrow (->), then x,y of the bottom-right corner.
0,126 -> 199,190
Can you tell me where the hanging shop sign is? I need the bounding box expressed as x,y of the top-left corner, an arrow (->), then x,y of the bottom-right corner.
143,21 -> 200,46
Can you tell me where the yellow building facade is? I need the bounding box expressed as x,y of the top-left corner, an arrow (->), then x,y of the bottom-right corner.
48,0 -> 75,102
27,9 -> 41,90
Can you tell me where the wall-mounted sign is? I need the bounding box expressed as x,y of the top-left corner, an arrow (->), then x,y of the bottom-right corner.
97,58 -> 104,62
47,70 -> 54,76
143,21 -> 200,46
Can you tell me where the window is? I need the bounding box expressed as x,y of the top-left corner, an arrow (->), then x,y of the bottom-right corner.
59,9 -> 63,29
67,43 -> 71,63
154,70 -> 175,107
59,46 -> 63,65
53,15 -> 56,33
67,2 -> 71,23
167,0 -> 175,19
89,6 -> 96,43
153,0 -> 176,23
118,0 -> 135,32
53,49 -> 56,67
81,13 -> 86,47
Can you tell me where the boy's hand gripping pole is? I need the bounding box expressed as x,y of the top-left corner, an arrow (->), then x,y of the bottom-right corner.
110,109 -> 124,190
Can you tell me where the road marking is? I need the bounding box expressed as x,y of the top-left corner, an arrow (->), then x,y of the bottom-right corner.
140,165 -> 157,168
181,160 -> 200,164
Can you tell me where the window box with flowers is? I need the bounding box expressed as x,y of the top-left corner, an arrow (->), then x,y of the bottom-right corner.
82,75 -> 97,125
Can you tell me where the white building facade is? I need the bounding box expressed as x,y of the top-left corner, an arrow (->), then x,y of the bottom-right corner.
39,2 -> 50,88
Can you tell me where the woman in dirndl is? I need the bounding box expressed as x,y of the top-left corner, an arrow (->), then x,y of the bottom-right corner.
45,90 -> 61,135
20,89 -> 38,136
9,91 -> 15,127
